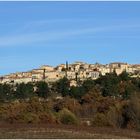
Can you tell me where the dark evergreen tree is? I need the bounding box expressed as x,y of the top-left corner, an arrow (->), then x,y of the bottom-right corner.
36,81 -> 49,98
55,77 -> 70,97
119,71 -> 130,81
15,82 -> 34,100
95,72 -> 121,97
0,84 -> 14,102
69,86 -> 85,100
82,79 -> 95,93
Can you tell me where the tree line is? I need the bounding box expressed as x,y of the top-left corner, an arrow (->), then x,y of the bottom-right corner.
0,71 -> 140,102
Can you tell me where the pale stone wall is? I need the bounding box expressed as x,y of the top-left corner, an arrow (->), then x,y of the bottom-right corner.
45,71 -> 60,82
67,71 -> 76,79
115,68 -> 123,75
32,72 -> 43,80
70,80 -> 77,87
22,72 -> 32,77
13,77 -> 32,84
99,67 -> 110,76
89,71 -> 100,79
1,78 -> 11,84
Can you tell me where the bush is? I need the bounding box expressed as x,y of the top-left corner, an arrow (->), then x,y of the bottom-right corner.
81,92 -> 99,104
79,104 -> 96,118
20,112 -> 40,123
96,96 -> 115,113
126,93 -> 140,129
38,112 -> 58,124
53,96 -> 81,116
58,108 -> 79,125
0,99 -> 57,124
27,97 -> 44,113
61,96 -> 82,116
107,105 -> 124,128
91,113 -> 109,127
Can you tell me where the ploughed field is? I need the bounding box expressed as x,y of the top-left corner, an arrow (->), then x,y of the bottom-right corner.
0,123 -> 140,139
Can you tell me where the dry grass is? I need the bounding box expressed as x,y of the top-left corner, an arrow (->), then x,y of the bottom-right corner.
0,123 -> 139,139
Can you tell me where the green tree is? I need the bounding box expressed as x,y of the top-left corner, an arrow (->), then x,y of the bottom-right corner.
122,82 -> 137,99
131,78 -> 140,90
54,77 -> 70,97
69,86 -> 85,100
119,71 -> 130,81
0,84 -> 14,102
36,81 -> 49,98
69,79 -> 95,100
82,79 -> 95,93
15,82 -> 34,100
96,72 -> 120,97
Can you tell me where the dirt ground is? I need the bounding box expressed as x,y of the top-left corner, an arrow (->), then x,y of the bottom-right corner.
0,123 -> 139,139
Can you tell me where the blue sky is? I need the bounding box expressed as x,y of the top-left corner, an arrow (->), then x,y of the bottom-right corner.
0,1 -> 140,75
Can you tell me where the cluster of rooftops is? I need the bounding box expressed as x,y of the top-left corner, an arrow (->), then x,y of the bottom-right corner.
0,61 -> 140,85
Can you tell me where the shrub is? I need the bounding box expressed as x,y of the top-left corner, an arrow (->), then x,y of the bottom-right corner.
107,105 -> 124,128
81,86 -> 102,104
0,102 -> 28,123
53,96 -> 81,115
20,112 -> 40,123
38,112 -> 58,124
62,96 -> 82,116
126,93 -> 140,130
27,97 -> 44,113
0,99 -> 58,124
79,104 -> 96,118
91,113 -> 109,127
91,96 -> 115,114
58,108 -> 79,125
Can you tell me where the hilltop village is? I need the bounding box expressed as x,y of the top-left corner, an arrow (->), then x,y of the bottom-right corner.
0,61 -> 140,86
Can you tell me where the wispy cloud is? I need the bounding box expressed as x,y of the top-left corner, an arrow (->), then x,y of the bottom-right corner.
0,27 -> 107,46
5,18 -> 88,34
0,23 -> 139,47
15,19 -> 75,31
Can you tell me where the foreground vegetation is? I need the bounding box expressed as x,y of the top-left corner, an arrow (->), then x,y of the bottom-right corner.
0,123 -> 140,139
0,71 -> 140,135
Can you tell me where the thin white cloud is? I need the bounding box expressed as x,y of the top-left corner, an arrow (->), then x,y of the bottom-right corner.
0,24 -> 139,47
6,18 -> 88,34
0,27 -> 107,46
17,19 -> 73,31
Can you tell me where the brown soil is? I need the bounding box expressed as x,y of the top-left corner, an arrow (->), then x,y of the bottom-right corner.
0,123 -> 139,138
